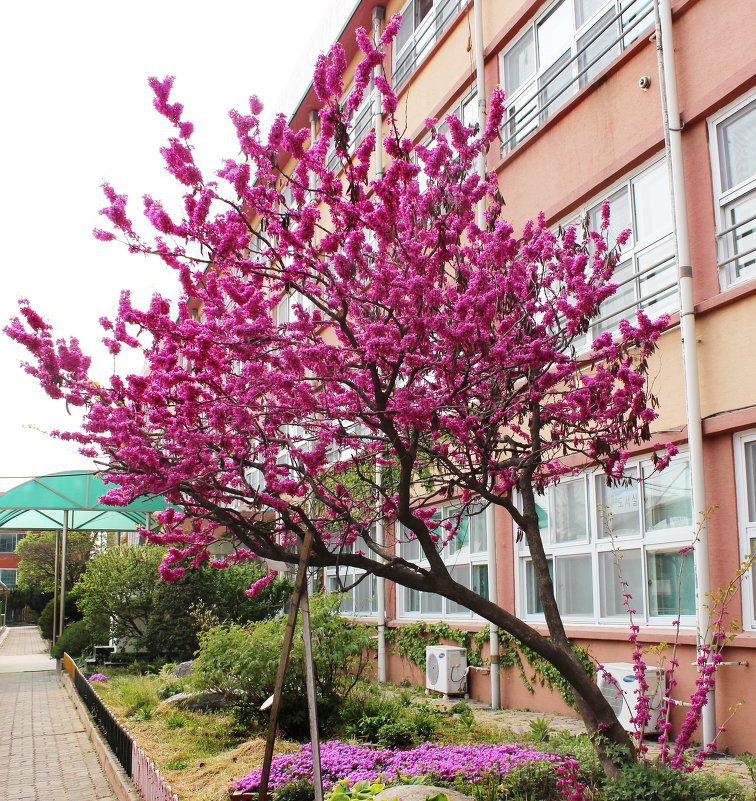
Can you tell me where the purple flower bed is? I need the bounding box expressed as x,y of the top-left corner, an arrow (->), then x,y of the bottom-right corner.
233,740 -> 559,793
88,673 -> 109,682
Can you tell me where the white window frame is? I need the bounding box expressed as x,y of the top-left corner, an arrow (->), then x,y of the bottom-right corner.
392,0 -> 463,90
499,0 -> 653,153
709,89 -> 756,289
397,504 -> 488,620
734,429 -> 756,629
515,454 -> 697,626
559,156 -> 678,345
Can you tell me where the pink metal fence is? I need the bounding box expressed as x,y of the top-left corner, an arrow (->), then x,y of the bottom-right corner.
131,741 -> 179,801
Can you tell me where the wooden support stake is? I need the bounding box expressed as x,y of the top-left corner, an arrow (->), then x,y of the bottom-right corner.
300,582 -> 323,801
257,530 -> 314,801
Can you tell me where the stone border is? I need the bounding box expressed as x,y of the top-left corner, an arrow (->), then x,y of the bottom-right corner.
60,669 -> 142,801
0,626 -> 9,649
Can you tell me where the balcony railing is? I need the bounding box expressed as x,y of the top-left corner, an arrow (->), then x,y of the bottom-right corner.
502,0 -> 653,154
393,0 -> 463,91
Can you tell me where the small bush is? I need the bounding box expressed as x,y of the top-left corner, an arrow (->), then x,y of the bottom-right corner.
194,594 -> 372,738
602,762 -> 748,801
51,619 -> 96,659
164,714 -> 186,729
164,758 -> 187,770
275,779 -> 316,801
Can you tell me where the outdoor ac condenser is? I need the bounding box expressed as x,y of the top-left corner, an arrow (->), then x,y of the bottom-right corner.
425,645 -> 467,696
597,662 -> 665,733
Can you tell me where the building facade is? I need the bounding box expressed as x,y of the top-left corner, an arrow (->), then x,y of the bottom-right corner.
0,530 -> 23,589
275,0 -> 756,752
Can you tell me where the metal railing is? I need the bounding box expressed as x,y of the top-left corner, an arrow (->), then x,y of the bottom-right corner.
65,654 -> 179,801
393,0 -> 463,90
502,0 -> 653,154
716,209 -> 756,281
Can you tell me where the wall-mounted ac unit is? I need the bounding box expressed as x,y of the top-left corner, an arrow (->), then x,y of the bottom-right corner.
597,662 -> 665,733
425,645 -> 467,696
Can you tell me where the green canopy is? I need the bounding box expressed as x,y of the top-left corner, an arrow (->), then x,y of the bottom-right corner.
0,471 -> 168,531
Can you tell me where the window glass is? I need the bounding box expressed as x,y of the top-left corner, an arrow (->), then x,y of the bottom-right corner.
647,550 -> 695,616
472,564 -> 489,599
0,569 -> 17,589
354,574 -> 376,614
503,31 -> 535,95
416,0 -> 434,25
594,258 -> 634,335
718,100 -> 756,191
632,164 -> 673,244
401,527 -> 421,562
596,476 -> 641,538
537,2 -> 572,69
599,549 -> 644,616
526,558 -> 553,615
328,575 -> 352,614
556,554 -> 594,615
642,461 -> 692,532
470,508 -> 487,553
638,240 -> 676,312
746,440 -> 756,522
405,585 -> 421,613
446,564 -> 471,614
551,479 -> 588,542
0,533 -> 22,553
540,51 -> 574,121
578,11 -> 619,85
575,0 -> 607,26
588,187 -> 632,246
423,590 -> 443,614
446,508 -> 469,554
395,6 -> 415,52
723,191 -> 756,281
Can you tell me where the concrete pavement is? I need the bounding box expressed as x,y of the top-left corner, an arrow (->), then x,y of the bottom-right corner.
0,625 -> 119,801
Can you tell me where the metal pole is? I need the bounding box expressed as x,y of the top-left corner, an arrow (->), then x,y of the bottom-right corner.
258,529 -> 315,801
300,582 -> 323,801
51,529 -> 60,643
653,0 -> 713,747
58,510 -> 69,638
472,0 -> 501,711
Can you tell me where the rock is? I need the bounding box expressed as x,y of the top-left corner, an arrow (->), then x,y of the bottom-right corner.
375,786 -> 473,801
171,660 -> 194,678
159,690 -> 228,711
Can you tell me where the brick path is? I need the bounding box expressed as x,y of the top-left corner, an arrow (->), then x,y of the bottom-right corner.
0,626 -> 118,801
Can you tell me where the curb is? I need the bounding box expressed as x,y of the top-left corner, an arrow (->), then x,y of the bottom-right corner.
60,670 -> 142,801
0,626 -> 9,649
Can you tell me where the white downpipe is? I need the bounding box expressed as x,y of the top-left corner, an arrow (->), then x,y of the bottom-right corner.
473,0 -> 500,710
373,4 -> 387,683
654,0 -> 713,746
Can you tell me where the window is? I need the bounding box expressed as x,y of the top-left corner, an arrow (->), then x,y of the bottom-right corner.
735,430 -> 756,628
0,569 -> 17,589
325,532 -> 378,617
518,455 -> 695,625
500,0 -> 652,152
398,504 -> 488,619
325,83 -> 377,174
0,532 -> 23,553
710,92 -> 756,287
563,158 -> 677,342
393,0 -> 463,89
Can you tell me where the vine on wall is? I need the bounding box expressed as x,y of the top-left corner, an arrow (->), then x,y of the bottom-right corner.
386,623 -> 594,710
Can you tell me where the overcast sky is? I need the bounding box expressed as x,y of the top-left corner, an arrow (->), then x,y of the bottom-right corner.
0,0 -> 358,492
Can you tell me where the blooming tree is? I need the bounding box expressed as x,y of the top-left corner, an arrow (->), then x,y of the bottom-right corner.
7,19 -> 673,771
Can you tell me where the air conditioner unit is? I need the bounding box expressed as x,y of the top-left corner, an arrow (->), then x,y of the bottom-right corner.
425,645 -> 467,696
597,662 -> 665,733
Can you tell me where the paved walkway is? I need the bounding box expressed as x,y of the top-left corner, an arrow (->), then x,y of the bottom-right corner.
0,626 -> 119,801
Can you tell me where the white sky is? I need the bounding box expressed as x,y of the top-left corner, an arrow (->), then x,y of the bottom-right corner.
0,0 -> 358,492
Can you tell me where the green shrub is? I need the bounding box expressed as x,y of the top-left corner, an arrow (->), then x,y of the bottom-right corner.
38,596 -> 80,640
109,674 -> 162,716
496,759 -> 559,801
602,762 -> 748,801
193,594 -> 372,738
51,619 -> 99,659
275,779 -> 316,801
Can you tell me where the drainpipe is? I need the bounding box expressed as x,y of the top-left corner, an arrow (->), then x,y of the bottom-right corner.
373,3 -> 388,683
653,0 -> 713,746
473,0 -> 501,711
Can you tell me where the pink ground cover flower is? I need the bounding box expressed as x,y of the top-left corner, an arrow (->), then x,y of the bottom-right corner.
88,673 -> 109,682
233,740 -> 559,792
